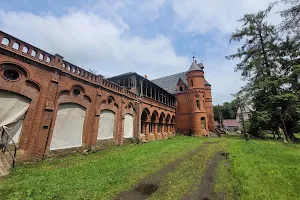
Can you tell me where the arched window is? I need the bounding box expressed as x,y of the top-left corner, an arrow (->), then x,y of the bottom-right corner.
98,110 -> 115,140
201,117 -> 206,129
1,38 -> 9,46
31,50 -> 36,57
22,47 -> 28,54
190,79 -> 193,87
39,54 -> 44,60
196,100 -> 200,109
12,43 -> 19,50
179,86 -> 183,91
50,103 -> 86,150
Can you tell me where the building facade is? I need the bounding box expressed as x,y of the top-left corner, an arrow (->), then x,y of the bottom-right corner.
152,61 -> 214,136
0,30 -> 213,163
236,104 -> 254,125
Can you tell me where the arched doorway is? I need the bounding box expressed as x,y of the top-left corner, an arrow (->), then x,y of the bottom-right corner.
141,108 -> 150,134
151,111 -> 161,139
158,113 -> 165,132
165,114 -> 170,132
0,90 -> 30,144
124,114 -> 133,138
98,110 -> 115,140
50,103 -> 86,150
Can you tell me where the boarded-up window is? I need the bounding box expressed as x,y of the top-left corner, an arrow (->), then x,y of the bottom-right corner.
50,103 -> 86,150
124,114 -> 133,138
0,91 -> 30,144
98,110 -> 115,140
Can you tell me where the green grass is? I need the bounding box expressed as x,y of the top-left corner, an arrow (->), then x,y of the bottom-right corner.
150,139 -> 227,200
225,138 -> 300,200
213,159 -> 237,200
1,136 -> 300,200
0,136 -> 209,200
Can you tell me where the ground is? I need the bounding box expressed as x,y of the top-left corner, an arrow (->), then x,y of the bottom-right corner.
0,135 -> 300,200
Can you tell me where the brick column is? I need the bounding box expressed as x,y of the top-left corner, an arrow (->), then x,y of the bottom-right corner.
8,39 -> 14,48
33,74 -> 59,158
27,48 -> 33,57
155,123 -> 162,139
0,34 -> 4,44
145,122 -> 149,133
18,44 -> 24,53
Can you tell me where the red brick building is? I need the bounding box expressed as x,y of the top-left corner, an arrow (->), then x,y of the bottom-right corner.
152,61 -> 214,136
0,30 -> 213,163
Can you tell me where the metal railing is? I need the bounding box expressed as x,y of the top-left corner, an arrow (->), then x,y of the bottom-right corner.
0,127 -> 18,167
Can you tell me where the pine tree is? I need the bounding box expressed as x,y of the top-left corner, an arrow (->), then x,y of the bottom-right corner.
280,0 -> 300,32
227,3 -> 300,140
226,7 -> 293,139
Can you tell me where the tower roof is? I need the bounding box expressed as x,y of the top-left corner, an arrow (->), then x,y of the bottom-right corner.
188,60 -> 204,72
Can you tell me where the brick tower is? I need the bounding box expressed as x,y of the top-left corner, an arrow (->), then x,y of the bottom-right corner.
186,60 -> 209,136
204,79 -> 214,132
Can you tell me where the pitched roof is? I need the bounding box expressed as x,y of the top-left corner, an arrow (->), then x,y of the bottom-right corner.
222,119 -> 240,127
151,71 -> 210,94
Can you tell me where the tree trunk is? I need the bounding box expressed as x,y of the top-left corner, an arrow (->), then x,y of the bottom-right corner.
287,127 -> 295,141
257,24 -> 271,76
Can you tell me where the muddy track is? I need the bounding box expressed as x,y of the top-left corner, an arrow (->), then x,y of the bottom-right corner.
183,151 -> 228,200
113,142 -> 219,200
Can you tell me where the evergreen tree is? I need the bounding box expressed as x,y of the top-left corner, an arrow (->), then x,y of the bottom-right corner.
226,7 -> 290,138
280,0 -> 300,32
227,3 -> 300,140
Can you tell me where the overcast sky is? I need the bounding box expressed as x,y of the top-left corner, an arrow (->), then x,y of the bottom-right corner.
0,0 -> 286,104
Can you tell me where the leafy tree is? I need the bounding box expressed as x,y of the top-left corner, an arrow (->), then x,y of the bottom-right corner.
227,2 -> 300,140
213,100 -> 237,121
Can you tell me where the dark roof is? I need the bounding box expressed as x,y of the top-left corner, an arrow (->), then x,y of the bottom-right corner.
151,71 -> 210,94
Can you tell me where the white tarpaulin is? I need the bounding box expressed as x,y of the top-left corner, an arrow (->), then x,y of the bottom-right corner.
97,110 -> 115,140
50,103 -> 86,150
124,114 -> 133,138
0,91 -> 30,144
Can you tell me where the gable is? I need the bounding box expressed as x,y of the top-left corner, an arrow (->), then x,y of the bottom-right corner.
177,78 -> 185,86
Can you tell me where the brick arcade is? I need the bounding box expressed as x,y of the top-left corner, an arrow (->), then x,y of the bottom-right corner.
0,30 -> 214,162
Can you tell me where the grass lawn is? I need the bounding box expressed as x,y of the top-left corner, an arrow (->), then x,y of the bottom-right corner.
0,136 -> 214,200
150,140 -> 229,200
215,137 -> 300,200
1,135 -> 300,200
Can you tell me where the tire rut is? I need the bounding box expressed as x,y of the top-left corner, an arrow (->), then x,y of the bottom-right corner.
113,141 -> 219,200
183,150 -> 228,200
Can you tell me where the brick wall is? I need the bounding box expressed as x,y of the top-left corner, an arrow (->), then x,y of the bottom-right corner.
0,31 -> 176,162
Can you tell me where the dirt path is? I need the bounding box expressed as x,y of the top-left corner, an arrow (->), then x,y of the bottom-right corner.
113,142 -> 219,200
183,151 -> 228,200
